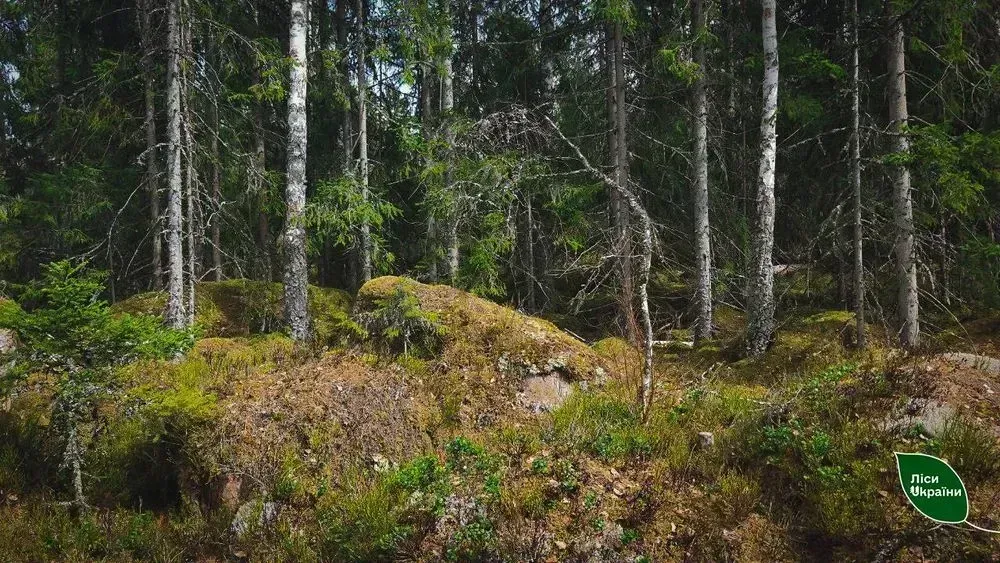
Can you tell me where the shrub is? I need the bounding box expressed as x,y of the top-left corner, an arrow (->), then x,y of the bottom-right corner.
358,281 -> 445,357
0,261 -> 195,507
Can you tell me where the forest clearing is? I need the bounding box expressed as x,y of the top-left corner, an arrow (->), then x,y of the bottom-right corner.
1,0 -> 999,561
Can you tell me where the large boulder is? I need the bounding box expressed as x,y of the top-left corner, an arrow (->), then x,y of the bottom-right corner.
356,277 -> 612,417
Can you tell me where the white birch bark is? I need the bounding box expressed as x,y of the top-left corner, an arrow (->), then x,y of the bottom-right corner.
443,13 -> 459,284
356,0 -> 372,283
164,0 -> 187,328
691,0 -> 713,343
745,0 -> 778,358
887,10 -> 919,348
284,0 -> 310,341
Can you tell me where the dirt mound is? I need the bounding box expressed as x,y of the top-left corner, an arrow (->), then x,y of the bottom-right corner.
113,280 -> 352,342
212,349 -> 435,495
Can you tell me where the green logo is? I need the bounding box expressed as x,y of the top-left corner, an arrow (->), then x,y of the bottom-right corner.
895,452 -> 969,524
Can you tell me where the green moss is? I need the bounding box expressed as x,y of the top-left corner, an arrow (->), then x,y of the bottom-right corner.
113,280 -> 354,344
801,310 -> 855,326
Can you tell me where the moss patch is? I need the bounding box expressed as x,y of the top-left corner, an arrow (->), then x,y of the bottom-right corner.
113,280 -> 353,344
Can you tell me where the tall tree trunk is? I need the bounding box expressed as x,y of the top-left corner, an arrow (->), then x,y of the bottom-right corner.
422,65 -> 438,282
338,0 -> 353,176
539,0 -> 556,114
887,9 -> 919,348
211,96 -> 222,281
254,102 -> 271,281
443,7 -> 459,284
139,1 -> 162,290
851,0 -> 865,348
164,0 -> 187,328
356,0 -> 372,283
691,0 -> 713,343
182,2 -> 196,325
284,0 -> 310,341
745,0 -> 778,358
608,20 -> 636,341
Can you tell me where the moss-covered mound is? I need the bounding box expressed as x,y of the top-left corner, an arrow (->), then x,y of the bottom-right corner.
358,276 -> 609,382
113,280 -> 353,343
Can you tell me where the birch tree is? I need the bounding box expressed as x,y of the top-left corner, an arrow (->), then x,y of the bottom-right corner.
164,0 -> 187,328
887,6 -> 919,348
356,0 -> 372,283
284,0 -> 310,341
745,0 -> 778,357
691,0 -> 713,343
442,2 -> 459,283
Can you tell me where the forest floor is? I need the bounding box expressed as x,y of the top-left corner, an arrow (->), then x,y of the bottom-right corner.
1,277 -> 999,561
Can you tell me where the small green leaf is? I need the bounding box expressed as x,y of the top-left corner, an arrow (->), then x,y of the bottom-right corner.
895,452 -> 969,524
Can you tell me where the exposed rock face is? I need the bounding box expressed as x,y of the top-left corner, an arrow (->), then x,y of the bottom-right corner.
937,353 -> 1000,375
0,329 -> 16,355
520,373 -> 573,413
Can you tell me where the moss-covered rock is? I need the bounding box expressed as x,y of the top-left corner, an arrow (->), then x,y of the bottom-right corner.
358,276 -> 608,383
113,280 -> 353,343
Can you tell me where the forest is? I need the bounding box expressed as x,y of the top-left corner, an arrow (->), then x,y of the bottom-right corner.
0,0 -> 999,560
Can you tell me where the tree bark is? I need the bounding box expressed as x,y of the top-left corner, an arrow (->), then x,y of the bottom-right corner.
851,0 -> 865,348
338,0 -> 353,176
164,0 -> 187,328
139,1 -> 163,290
356,0 -> 372,283
422,64 -> 438,282
182,1 -> 196,326
211,95 -> 222,281
607,21 -> 636,342
691,0 -> 713,343
443,5 -> 459,284
887,9 -> 919,348
284,0 -> 310,341
745,0 -> 778,358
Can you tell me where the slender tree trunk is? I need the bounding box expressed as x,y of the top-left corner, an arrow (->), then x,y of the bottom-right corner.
182,3 -> 196,325
284,0 -> 310,341
422,65 -> 438,282
887,9 -> 919,348
254,103 -> 270,281
356,0 -> 372,283
851,0 -> 865,348
338,0 -> 353,175
745,0 -> 778,358
539,0 -> 556,114
211,97 -> 222,281
691,0 -> 713,343
164,0 -> 187,328
443,7 -> 459,284
139,2 -> 162,291
605,22 -> 635,341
